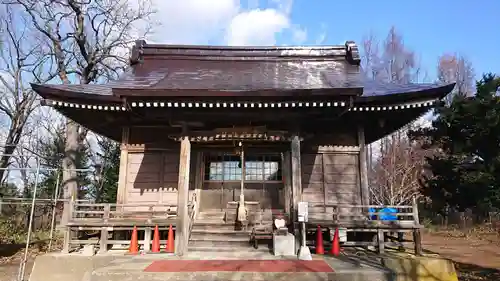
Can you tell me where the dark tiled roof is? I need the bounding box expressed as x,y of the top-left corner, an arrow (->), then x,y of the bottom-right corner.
108,40 -> 363,92
31,40 -> 455,103
109,59 -> 361,91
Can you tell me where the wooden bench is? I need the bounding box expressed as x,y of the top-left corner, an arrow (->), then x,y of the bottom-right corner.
250,225 -> 273,249
250,212 -> 290,249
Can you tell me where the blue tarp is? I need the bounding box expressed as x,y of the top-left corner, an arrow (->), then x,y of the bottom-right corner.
368,207 -> 398,221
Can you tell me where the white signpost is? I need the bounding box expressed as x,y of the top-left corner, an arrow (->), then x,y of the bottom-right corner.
297,202 -> 312,260
298,201 -> 308,222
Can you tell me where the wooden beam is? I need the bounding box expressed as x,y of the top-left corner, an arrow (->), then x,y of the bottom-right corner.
357,126 -> 370,206
175,136 -> 191,256
194,151 -> 203,215
116,127 -> 130,204
290,135 -> 302,222
282,151 -> 291,215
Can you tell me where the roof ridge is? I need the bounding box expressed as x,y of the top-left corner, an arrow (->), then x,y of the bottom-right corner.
129,40 -> 361,65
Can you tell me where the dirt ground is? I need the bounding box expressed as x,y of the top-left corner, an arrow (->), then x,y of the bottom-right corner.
1,231 -> 499,281
421,230 -> 500,281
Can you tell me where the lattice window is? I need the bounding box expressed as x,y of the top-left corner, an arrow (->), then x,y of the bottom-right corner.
224,161 -> 242,181
204,154 -> 282,181
245,160 -> 263,181
264,161 -> 280,180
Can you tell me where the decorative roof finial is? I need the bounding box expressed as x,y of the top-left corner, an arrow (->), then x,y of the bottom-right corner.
345,41 -> 361,65
130,40 -> 146,65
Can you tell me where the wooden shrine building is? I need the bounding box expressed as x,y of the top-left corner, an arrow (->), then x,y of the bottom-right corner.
32,40 -> 454,255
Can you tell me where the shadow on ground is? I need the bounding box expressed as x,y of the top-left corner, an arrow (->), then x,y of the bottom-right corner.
0,239 -> 52,260
0,243 -> 25,258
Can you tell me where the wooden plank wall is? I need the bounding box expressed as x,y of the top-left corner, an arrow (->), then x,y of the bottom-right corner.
301,152 -> 361,220
125,150 -> 197,211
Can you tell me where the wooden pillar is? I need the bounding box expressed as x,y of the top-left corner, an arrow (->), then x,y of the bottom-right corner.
143,227 -> 152,253
116,127 -> 130,204
193,152 -> 203,215
357,126 -> 370,206
282,152 -> 292,216
377,229 -> 385,254
412,197 -> 422,255
175,136 -> 191,256
290,136 -> 302,222
98,204 -> 110,254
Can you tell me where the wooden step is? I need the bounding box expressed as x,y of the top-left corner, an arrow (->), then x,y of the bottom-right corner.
188,238 -> 251,248
191,229 -> 251,235
187,244 -> 271,253
197,211 -> 225,220
192,221 -> 238,231
190,232 -> 250,241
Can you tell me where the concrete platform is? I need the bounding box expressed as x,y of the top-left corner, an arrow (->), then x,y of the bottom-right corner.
28,249 -> 459,281
28,251 -> 391,281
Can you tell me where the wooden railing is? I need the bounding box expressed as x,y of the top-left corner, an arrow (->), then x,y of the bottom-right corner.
305,199 -> 422,255
188,193 -> 197,240
307,202 -> 420,228
62,201 -> 196,253
69,201 -> 181,226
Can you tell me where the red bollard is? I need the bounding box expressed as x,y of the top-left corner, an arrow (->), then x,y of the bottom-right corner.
166,224 -> 175,253
316,225 -> 325,254
128,226 -> 139,255
330,228 -> 340,256
152,225 -> 160,253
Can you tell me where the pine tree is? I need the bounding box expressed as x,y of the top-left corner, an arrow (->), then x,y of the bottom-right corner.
414,73 -> 500,213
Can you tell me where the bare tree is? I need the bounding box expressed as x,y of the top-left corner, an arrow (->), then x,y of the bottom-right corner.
6,0 -> 153,225
0,5 -> 48,184
360,26 -> 427,205
362,27 -> 422,84
369,126 -> 430,205
360,32 -> 381,81
437,53 -> 475,104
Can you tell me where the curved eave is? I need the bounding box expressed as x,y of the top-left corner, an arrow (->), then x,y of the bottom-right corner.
51,106 -> 125,141
41,99 -> 127,111
112,87 -> 363,98
31,83 -> 120,103
40,97 -> 438,112
357,82 -> 455,104
356,106 -> 437,144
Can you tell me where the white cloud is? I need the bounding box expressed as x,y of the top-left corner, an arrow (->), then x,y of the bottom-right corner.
149,0 -> 239,44
315,23 -> 327,45
148,0 -> 305,46
226,9 -> 289,45
291,26 -> 307,44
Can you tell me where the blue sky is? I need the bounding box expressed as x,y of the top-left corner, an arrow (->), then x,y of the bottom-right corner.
153,0 -> 499,82
285,0 -> 500,79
